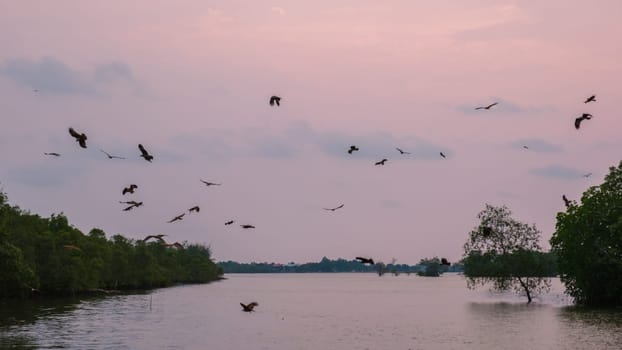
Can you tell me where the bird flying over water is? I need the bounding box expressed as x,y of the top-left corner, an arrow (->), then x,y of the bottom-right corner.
138,144 -> 154,162
167,213 -> 185,223
241,224 -> 255,229
100,149 -> 125,159
375,158 -> 388,166
575,113 -> 593,129
188,206 -> 200,213
122,184 -> 138,195
475,102 -> 498,110
240,302 -> 259,312
396,148 -> 411,155
441,258 -> 451,266
269,96 -> 281,106
562,195 -> 571,208
584,95 -> 596,103
323,204 -> 344,212
348,145 -> 359,154
225,220 -> 235,225
355,257 -> 374,265
120,201 -> 143,211
143,234 -> 167,243
44,152 -> 61,157
68,127 -> 87,148
440,152 -> 446,158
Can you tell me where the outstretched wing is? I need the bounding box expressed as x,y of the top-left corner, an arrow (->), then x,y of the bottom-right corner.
138,144 -> 149,156
487,102 -> 498,109
574,117 -> 582,129
68,127 -> 80,139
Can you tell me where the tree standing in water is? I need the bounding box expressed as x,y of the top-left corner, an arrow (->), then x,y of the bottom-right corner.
463,204 -> 551,303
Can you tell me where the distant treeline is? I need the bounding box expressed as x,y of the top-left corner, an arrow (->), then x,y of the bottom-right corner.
219,256 -> 465,274
0,192 -> 223,299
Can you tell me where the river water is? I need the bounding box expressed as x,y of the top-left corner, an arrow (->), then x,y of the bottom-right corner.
1,273 -> 621,349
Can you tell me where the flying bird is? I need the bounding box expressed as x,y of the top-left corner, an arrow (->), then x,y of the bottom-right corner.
44,152 -> 61,157
63,245 -> 82,252
138,144 -> 154,162
188,206 -> 200,213
584,95 -> 596,103
143,234 -> 167,243
241,224 -> 255,229
375,159 -> 388,166
224,220 -> 235,225
269,95 -> 281,106
200,180 -> 221,187
574,113 -> 593,130
582,173 -> 592,178
323,204 -> 344,212
440,258 -> 451,266
396,148 -> 411,155
562,195 -> 571,208
355,257 -> 375,265
522,145 -> 529,150
240,302 -> 259,312
167,213 -> 185,223
100,149 -> 125,159
440,152 -> 447,158
475,102 -> 498,110
68,127 -> 88,148
122,184 -> 138,195
347,145 -> 359,154
120,201 -> 143,211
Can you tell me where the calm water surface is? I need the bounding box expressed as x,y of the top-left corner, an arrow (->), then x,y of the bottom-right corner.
1,273 -> 622,349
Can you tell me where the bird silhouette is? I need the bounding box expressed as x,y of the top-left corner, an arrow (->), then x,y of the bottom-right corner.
138,144 -> 154,162
575,113 -> 593,129
562,195 -> 571,208
68,127 -> 87,148
323,204 -> 344,212
582,173 -> 592,178
122,184 -> 138,195
167,213 -> 185,223
375,159 -> 388,166
584,95 -> 596,103
355,257 -> 375,265
240,302 -> 259,312
440,152 -> 447,158
188,206 -> 200,213
522,145 -> 529,150
200,180 -> 221,187
63,245 -> 82,252
475,102 -> 498,110
241,224 -> 255,229
120,201 -> 143,211
347,145 -> 359,154
396,147 -> 411,155
100,149 -> 125,159
441,258 -> 451,266
224,220 -> 235,225
269,96 -> 281,106
143,234 -> 167,243
44,152 -> 61,157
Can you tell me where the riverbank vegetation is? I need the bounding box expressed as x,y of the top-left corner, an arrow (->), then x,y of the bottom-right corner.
0,192 -> 223,299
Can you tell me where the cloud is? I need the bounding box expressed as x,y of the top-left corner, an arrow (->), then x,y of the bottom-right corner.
0,57 -> 135,95
457,97 -> 555,115
530,164 -> 585,180
510,138 -> 562,153
271,6 -> 286,16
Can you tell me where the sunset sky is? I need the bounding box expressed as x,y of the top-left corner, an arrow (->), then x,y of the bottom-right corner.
1,1 -> 621,264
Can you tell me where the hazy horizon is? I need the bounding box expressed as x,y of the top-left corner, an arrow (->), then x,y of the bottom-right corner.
2,1 -> 621,264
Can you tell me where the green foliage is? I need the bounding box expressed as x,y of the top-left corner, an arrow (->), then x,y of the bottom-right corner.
0,193 -> 222,298
550,161 -> 622,306
463,204 -> 552,303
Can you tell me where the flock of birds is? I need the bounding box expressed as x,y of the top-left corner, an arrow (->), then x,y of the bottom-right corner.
43,93 -> 599,313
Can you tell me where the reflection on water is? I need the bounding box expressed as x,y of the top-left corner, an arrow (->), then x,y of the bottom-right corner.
1,274 -> 621,350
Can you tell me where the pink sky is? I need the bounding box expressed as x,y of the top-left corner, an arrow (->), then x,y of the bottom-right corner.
1,1 -> 621,264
